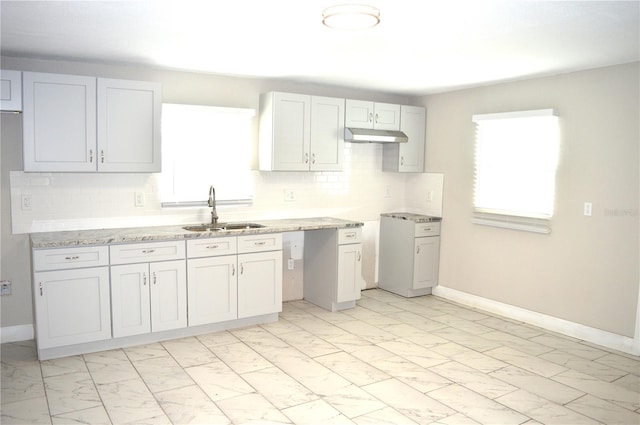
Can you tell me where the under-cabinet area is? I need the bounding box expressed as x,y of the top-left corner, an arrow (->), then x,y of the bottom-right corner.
29,218 -> 363,359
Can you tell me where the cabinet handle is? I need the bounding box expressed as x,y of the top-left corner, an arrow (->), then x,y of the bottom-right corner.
142,249 -> 156,254
369,112 -> 373,123
100,150 -> 105,164
305,153 -> 309,164
345,232 -> 356,239
357,251 -> 361,261
65,256 -> 80,260
39,282 -> 43,296
422,227 -> 432,232
416,246 -> 420,254
153,272 -> 157,285
375,113 -> 379,123
312,153 -> 316,164
401,156 -> 404,166
143,273 -> 147,286
89,149 -> 93,163
254,241 -> 266,246
240,264 -> 244,274
232,264 -> 235,276
206,244 -> 219,249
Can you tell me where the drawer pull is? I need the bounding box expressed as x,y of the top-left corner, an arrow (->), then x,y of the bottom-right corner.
345,232 -> 356,239
39,282 -> 43,296
422,227 -> 432,232
65,256 -> 80,260
357,251 -> 361,261
142,249 -> 156,254
143,273 -> 147,286
254,241 -> 267,246
232,264 -> 236,276
417,246 -> 420,254
89,149 -> 93,163
206,244 -> 219,249
153,272 -> 157,285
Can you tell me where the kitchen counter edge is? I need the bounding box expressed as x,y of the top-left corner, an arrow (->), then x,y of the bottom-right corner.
30,217 -> 364,248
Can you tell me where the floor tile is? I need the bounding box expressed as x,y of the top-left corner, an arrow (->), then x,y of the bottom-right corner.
489,365 -> 585,405
495,389 -> 600,424
484,346 -> 567,377
612,372 -> 640,392
595,352 -> 640,374
160,336 -> 217,368
430,342 -> 508,373
185,357 -> 254,402
51,405 -> 112,425
540,349 -> 628,382
428,383 -> 529,425
41,355 -> 87,378
529,334 -> 608,360
476,316 -> 544,339
84,349 -> 139,385
377,338 -> 449,368
96,377 -> 166,424
132,355 -> 194,393
315,351 -> 391,386
565,393 -> 640,424
154,385 -> 230,425
336,320 -> 397,344
282,399 -> 354,425
209,341 -> 273,374
362,378 -> 455,424
429,360 -> 518,399
0,396 -> 52,425
216,392 -> 292,424
44,371 -> 102,415
352,406 -> 420,425
431,314 -> 495,335
122,342 -> 169,362
481,331 -> 555,356
278,329 -> 342,358
431,327 -> 503,352
241,366 -> 319,409
370,355 -> 452,393
1,357 -> 46,404
323,384 -> 387,418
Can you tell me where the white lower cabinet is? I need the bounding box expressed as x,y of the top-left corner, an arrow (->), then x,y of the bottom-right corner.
34,267 -> 111,349
304,227 -> 363,311
32,245 -> 111,350
237,234 -> 283,318
110,241 -> 187,337
110,260 -> 187,337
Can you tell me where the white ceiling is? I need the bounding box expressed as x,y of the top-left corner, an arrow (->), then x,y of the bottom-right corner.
1,0 -> 639,95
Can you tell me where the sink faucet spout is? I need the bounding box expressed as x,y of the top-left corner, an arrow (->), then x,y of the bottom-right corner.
208,185 -> 218,225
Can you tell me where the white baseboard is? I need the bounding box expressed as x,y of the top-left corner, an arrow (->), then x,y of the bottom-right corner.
1,324 -> 34,344
432,286 -> 637,356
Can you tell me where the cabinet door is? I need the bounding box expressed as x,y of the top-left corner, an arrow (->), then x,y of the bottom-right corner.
373,103 -> 401,130
34,267 -> 111,349
310,96 -> 344,171
398,105 -> 425,172
187,256 -> 238,326
97,79 -> 161,172
237,250 -> 283,318
23,72 -> 97,172
110,263 -> 151,337
272,92 -> 311,171
413,236 -> 440,289
149,260 -> 187,332
337,243 -> 363,303
1,70 -> 22,111
345,99 -> 374,129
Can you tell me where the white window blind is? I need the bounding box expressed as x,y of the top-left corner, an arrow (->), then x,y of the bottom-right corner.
160,103 -> 255,206
471,109 -> 559,233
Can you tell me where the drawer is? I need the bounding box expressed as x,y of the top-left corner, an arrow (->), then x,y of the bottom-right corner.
110,240 -> 185,265
237,233 -> 282,254
33,245 -> 109,271
338,227 -> 362,244
415,222 -> 441,237
187,237 -> 237,258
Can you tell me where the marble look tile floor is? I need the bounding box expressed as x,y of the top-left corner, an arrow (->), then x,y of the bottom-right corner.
2,289 -> 639,424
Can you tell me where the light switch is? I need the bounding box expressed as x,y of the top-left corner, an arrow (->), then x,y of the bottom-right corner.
583,202 -> 592,216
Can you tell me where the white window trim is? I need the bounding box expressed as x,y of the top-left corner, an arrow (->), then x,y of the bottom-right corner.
471,109 -> 558,234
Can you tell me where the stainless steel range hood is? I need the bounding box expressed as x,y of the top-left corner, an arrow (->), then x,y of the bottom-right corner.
345,127 -> 408,143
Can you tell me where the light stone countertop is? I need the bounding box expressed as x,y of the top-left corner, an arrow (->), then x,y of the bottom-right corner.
380,212 -> 442,223
30,217 -> 364,248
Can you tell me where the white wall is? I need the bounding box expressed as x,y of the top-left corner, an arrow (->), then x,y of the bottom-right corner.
421,62 -> 639,338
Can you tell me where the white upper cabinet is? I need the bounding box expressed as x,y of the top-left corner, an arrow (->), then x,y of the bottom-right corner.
383,105 -> 426,173
1,70 -> 22,112
97,79 -> 161,172
345,100 -> 401,131
22,72 -> 161,173
23,72 -> 97,172
259,91 -> 344,171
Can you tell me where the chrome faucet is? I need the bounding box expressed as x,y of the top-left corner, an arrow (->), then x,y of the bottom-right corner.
208,185 -> 218,225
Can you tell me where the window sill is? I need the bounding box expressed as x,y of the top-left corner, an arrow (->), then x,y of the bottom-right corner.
471,215 -> 551,234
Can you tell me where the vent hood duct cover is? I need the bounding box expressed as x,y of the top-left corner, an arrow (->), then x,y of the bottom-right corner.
345,127 -> 408,143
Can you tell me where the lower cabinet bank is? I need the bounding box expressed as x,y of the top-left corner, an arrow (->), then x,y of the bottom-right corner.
31,224 -> 363,360
31,233 -> 284,360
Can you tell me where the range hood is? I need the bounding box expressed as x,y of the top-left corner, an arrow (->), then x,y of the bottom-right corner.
345,127 -> 408,143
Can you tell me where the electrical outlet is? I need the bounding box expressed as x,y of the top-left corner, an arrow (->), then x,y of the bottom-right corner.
284,189 -> 296,202
287,258 -> 295,270
584,202 -> 593,216
135,192 -> 146,207
21,194 -> 32,211
0,280 -> 12,296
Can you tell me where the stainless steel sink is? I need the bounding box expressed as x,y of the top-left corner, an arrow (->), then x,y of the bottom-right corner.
183,222 -> 265,232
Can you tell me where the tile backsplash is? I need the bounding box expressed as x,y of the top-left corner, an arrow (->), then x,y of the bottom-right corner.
10,143 -> 443,234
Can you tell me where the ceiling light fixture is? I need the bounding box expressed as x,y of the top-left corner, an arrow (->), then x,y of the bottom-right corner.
322,4 -> 380,30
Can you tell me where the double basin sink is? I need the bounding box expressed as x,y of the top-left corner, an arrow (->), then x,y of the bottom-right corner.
183,222 -> 265,232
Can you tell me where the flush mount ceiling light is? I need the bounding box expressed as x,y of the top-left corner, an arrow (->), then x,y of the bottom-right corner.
322,4 -> 380,30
